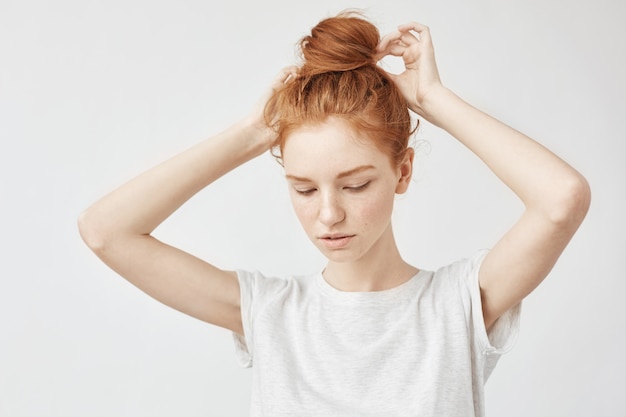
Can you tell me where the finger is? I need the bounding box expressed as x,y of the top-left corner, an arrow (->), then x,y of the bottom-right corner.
377,30 -> 403,53
387,42 -> 408,57
279,66 -> 299,83
375,40 -> 407,61
397,22 -> 432,44
399,31 -> 420,47
376,31 -> 407,61
271,66 -> 298,90
397,21 -> 430,34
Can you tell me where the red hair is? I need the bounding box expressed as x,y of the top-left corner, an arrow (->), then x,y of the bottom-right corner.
265,12 -> 415,166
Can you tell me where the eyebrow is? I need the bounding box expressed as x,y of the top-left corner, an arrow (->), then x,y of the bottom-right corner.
285,164 -> 376,182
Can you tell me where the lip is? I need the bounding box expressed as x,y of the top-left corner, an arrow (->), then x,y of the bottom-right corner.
318,234 -> 356,249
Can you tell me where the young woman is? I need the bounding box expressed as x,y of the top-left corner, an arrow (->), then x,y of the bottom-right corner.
78,13 -> 590,416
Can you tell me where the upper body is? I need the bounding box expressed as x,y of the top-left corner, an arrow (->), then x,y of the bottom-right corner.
78,12 -> 590,414
235,252 -> 520,417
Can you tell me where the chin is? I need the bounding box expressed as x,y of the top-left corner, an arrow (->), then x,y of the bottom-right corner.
316,246 -> 364,264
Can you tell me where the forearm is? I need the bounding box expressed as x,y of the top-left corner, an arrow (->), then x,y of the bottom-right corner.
79,118 -> 269,245
422,86 -> 589,222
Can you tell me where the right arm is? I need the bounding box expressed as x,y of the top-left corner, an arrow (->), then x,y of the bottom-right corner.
78,69 -> 295,334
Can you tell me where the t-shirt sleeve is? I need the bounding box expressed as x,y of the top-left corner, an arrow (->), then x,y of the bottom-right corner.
460,250 -> 522,379
232,269 -> 257,368
231,269 -> 290,368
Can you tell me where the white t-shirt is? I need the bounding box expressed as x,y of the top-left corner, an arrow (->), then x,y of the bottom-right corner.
233,251 -> 521,417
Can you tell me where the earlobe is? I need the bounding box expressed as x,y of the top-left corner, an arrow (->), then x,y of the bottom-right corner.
395,148 -> 415,194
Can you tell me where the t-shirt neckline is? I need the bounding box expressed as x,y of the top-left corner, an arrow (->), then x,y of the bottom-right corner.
315,269 -> 429,303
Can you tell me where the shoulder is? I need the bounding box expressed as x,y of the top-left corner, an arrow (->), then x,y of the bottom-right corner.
426,250 -> 490,313
236,269 -> 318,303
433,250 -> 489,286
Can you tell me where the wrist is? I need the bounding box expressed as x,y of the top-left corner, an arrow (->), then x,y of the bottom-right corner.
233,115 -> 276,158
417,85 -> 458,127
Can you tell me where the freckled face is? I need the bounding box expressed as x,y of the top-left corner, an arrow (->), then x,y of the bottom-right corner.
282,117 -> 412,263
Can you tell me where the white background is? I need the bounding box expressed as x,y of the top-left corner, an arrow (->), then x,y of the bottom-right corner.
1,0 -> 624,415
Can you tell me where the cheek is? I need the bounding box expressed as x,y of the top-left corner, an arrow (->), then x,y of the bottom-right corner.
357,189 -> 396,227
290,197 -> 316,228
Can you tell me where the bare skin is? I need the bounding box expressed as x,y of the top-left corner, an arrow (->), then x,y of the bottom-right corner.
78,66 -> 299,335
282,117 -> 417,293
78,23 -> 590,338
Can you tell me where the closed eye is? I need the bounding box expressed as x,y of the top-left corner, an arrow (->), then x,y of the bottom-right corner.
344,182 -> 370,192
294,187 -> 317,195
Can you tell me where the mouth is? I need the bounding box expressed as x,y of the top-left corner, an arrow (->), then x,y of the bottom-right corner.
318,234 -> 356,249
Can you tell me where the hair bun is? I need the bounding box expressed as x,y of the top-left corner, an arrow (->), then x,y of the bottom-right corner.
300,12 -> 379,75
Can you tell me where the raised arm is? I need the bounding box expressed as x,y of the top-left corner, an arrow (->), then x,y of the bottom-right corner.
378,23 -> 591,329
78,68 -> 296,334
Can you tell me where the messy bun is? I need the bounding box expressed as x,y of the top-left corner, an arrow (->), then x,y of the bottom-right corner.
266,12 -> 414,166
300,13 -> 379,75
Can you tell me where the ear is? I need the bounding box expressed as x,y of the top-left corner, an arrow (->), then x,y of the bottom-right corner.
395,148 -> 414,194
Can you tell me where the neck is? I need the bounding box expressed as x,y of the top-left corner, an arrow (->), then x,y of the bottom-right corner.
322,226 -> 418,292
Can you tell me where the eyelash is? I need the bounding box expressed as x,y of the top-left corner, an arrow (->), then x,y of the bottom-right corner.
345,182 -> 370,192
294,182 -> 370,195
295,188 -> 316,195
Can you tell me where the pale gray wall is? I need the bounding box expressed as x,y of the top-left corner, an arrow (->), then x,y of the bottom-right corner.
1,0 -> 624,415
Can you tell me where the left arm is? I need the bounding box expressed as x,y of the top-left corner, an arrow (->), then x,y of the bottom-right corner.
378,23 -> 591,329
424,86 -> 590,329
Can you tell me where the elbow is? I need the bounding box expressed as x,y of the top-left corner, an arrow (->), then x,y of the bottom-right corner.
547,171 -> 591,228
77,208 -> 109,254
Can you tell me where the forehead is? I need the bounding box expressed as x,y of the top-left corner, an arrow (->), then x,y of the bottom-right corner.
282,117 -> 391,177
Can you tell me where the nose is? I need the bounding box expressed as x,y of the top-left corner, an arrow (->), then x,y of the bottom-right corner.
318,191 -> 345,227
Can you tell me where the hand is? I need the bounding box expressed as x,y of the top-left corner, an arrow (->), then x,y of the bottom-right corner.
244,66 -> 299,151
376,22 -> 443,119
